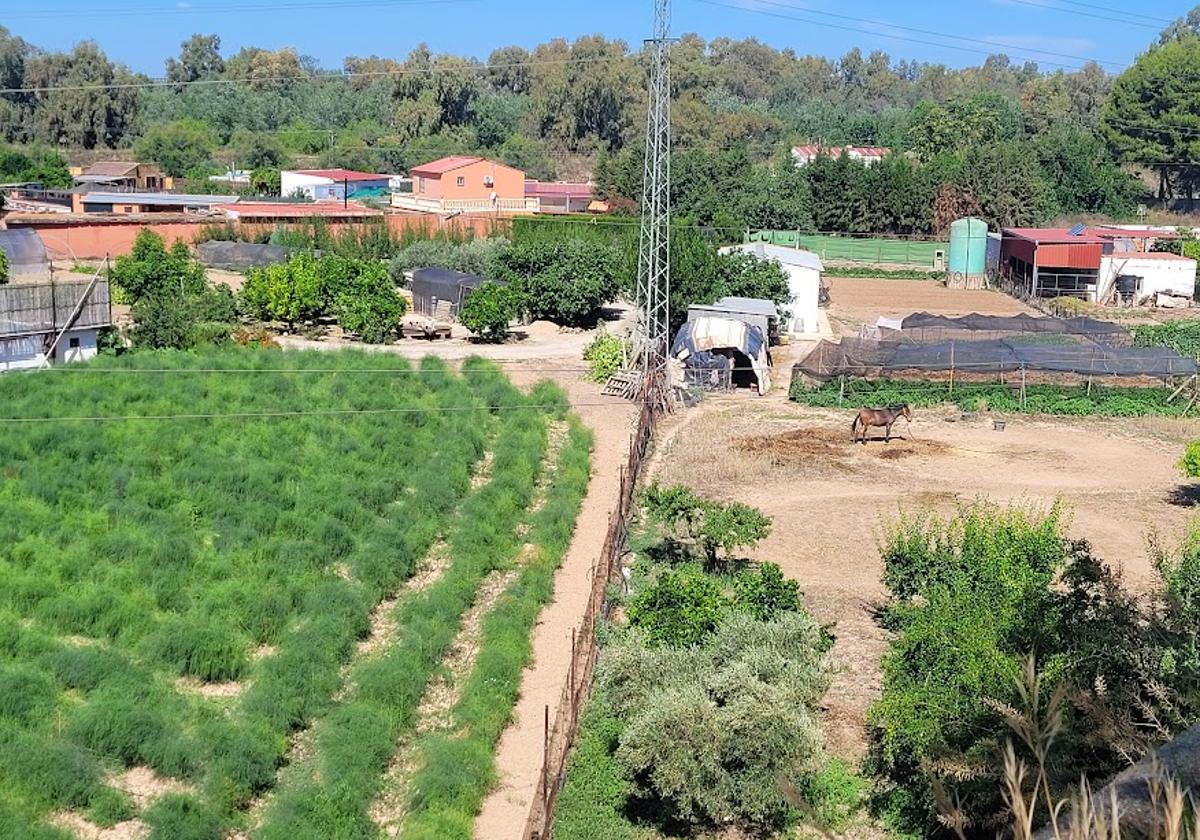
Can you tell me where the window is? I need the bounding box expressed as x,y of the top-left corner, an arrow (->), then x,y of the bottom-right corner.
418,177 -> 425,194
68,337 -> 80,349
456,176 -> 465,187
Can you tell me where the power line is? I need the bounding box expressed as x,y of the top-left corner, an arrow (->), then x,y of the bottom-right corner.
688,0 -> 1120,71
997,0 -> 1162,30
0,401 -> 621,425
3,0 -> 476,20
724,0 -> 1126,69
1051,0 -> 1173,24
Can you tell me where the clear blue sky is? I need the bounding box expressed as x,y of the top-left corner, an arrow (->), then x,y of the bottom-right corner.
2,0 -> 1194,76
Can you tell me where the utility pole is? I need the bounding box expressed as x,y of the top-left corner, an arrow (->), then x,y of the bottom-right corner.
629,0 -> 673,407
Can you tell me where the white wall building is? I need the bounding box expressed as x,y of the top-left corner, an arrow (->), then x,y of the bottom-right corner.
1098,252 -> 1198,304
280,169 -> 392,201
720,243 -> 824,336
0,279 -> 111,373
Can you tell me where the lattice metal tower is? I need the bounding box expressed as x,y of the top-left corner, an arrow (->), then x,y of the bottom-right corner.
631,0 -> 673,402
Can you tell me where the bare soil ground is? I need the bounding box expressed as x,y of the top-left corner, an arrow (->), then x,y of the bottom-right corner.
650,395 -> 1200,761
825,277 -> 1033,336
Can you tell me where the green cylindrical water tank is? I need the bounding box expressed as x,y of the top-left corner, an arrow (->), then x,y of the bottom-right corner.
948,217 -> 988,276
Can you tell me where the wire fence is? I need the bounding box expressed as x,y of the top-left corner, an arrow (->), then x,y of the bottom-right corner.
522,396 -> 656,840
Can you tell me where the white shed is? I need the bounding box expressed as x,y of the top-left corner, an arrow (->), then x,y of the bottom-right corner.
1099,252 -> 1197,304
720,243 -> 824,336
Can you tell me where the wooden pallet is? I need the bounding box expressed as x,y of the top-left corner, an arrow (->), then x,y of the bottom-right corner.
603,371 -> 640,399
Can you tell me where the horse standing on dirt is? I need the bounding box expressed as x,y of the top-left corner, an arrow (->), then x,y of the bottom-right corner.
851,405 -> 912,444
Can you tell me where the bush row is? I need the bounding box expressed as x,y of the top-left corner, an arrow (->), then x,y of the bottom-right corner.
790,377 -> 1190,417
257,363 -> 552,839
400,412 -> 593,839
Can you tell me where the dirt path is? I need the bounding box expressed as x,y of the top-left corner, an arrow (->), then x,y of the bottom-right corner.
474,374 -> 638,840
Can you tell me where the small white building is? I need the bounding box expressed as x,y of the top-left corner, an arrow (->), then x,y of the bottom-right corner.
1098,252 -> 1198,305
280,169 -> 392,201
0,278 -> 111,373
720,243 -> 824,337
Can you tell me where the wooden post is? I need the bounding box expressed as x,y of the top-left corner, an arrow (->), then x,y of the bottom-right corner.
839,374 -> 845,406
949,341 -> 956,396
543,704 -> 551,805
570,628 -> 577,695
1020,365 -> 1027,410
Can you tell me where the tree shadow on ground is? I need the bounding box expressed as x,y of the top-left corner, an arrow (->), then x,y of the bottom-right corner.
1167,484 -> 1200,508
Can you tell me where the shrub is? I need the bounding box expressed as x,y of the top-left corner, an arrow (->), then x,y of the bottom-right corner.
110,230 -> 207,302
1180,440 -> 1200,478
387,237 -> 508,284
602,611 -> 834,832
143,794 -> 224,840
460,282 -> 521,342
331,261 -> 407,344
241,253 -> 324,326
733,562 -> 803,621
628,564 -> 729,647
641,483 -> 772,566
1133,320 -> 1200,358
491,239 -> 621,326
144,617 -> 248,683
130,286 -> 237,351
552,692 -> 638,840
582,330 -> 627,382
0,248 -> 8,284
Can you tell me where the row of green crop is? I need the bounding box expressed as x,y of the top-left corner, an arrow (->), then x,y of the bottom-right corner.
1132,320 -> 1200,359
0,349 -> 497,838
256,362 -> 555,839
790,377 -> 1192,417
399,412 -> 594,840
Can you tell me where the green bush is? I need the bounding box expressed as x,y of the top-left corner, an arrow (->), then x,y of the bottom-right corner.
460,282 -> 521,342
641,483 -> 772,565
1133,320 -> 1200,358
144,617 -> 248,683
866,500 -> 1195,837
492,239 -> 621,326
143,794 -> 224,840
387,237 -> 509,284
110,230 -> 207,302
1181,440 -> 1200,478
552,692 -> 638,840
582,330 -> 627,383
628,564 -> 729,647
241,252 -> 324,326
602,611 -> 833,832
0,248 -> 8,284
130,286 -> 237,350
822,266 -> 943,280
791,377 -> 1188,417
330,260 -> 406,344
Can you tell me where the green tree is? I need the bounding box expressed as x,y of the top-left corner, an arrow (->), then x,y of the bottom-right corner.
0,248 -> 9,284
166,34 -> 225,87
110,230 -> 207,301
1103,37 -> 1200,199
330,261 -> 406,344
241,253 -> 325,327
229,128 -> 290,170
459,281 -> 521,342
1033,125 -> 1144,217
23,42 -> 141,148
134,119 -> 216,177
641,484 -> 772,567
491,239 -> 621,326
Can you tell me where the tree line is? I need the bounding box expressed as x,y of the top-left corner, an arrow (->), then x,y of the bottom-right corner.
3,5 -> 1200,231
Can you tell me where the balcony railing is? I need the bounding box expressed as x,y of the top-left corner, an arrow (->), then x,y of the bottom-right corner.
391,194 -> 541,214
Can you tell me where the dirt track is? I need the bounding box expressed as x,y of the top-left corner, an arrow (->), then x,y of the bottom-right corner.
650,395 -> 1200,758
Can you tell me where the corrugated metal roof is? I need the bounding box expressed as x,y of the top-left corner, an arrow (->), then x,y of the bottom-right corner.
410,156 -> 484,176
219,201 -> 380,219
1004,227 -> 1108,245
525,180 -> 594,198
84,192 -> 235,207
722,243 -> 824,271
288,169 -> 389,183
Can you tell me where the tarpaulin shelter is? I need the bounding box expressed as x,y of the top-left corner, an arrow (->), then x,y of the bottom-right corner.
410,267 -> 490,319
672,316 -> 771,395
891,312 -> 1130,344
796,337 -> 1196,382
196,241 -> 290,270
0,229 -> 51,278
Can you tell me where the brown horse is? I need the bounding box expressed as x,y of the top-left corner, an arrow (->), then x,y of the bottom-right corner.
851,404 -> 912,444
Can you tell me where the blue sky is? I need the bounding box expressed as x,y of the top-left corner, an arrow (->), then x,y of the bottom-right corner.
1,0 -> 1193,76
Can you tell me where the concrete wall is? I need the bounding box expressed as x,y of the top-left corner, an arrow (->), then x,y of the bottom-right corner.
1099,255 -> 1198,303
20,214 -> 511,260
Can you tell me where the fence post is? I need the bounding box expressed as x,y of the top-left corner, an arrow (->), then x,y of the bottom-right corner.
1020,365 -> 1027,410
839,375 -> 845,406
949,341 -> 956,397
